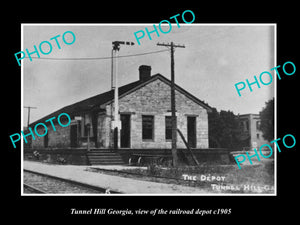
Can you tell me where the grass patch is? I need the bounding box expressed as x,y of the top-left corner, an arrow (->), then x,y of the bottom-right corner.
87,160 -> 275,194
121,160 -> 275,194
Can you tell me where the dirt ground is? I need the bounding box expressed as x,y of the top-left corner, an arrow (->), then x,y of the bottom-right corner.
89,159 -> 275,194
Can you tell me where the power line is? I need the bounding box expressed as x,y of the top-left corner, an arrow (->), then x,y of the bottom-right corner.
25,49 -> 169,61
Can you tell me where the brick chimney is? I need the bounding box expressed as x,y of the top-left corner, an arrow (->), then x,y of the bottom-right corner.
139,65 -> 151,82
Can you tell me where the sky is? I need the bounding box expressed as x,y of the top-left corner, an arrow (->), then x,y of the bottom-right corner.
22,24 -> 275,125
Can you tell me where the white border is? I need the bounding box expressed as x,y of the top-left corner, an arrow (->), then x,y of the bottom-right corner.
274,24 -> 277,196
21,24 -> 24,195
21,23 -> 277,196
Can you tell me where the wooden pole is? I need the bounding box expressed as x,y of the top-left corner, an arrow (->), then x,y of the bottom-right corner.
24,106 -> 37,127
157,42 -> 185,166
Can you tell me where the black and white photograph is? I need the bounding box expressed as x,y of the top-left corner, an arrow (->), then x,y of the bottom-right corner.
21,24 -> 275,195
4,5 -> 298,221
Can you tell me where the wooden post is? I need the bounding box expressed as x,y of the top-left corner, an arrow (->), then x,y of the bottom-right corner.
157,42 -> 185,167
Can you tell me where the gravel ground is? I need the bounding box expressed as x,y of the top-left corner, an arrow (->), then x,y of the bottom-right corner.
24,171 -> 103,194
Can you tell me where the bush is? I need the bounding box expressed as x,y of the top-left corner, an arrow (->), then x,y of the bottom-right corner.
33,151 -> 40,160
147,164 -> 160,176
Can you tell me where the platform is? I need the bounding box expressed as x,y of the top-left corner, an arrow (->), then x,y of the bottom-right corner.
23,161 -> 210,194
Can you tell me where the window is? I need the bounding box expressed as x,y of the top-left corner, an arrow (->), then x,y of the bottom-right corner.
245,121 -> 249,131
256,121 -> 261,130
257,133 -> 260,139
78,120 -> 81,136
187,116 -> 196,148
165,116 -> 172,140
142,115 -> 154,140
84,123 -> 89,137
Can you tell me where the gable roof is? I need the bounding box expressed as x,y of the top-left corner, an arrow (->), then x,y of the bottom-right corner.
29,73 -> 212,127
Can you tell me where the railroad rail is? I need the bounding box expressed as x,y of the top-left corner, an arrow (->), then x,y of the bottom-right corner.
23,183 -> 46,194
23,169 -> 121,194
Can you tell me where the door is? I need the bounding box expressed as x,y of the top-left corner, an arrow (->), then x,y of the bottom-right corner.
70,124 -> 78,147
44,132 -> 49,148
187,116 -> 196,148
121,114 -> 131,148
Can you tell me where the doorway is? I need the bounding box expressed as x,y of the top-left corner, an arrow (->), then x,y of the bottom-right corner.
187,116 -> 196,148
120,114 -> 131,148
70,124 -> 78,147
44,132 -> 48,148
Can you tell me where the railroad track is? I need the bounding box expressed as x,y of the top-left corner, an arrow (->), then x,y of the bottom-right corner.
24,183 -> 46,193
23,169 -> 121,194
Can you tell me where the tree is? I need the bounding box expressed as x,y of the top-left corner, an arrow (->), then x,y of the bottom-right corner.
259,98 -> 274,142
208,108 -> 221,148
208,108 -> 243,149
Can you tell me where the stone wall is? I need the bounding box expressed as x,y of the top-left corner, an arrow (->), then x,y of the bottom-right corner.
31,123 -> 70,148
30,77 -> 209,150
106,78 -> 209,149
24,148 -> 88,165
97,114 -> 110,148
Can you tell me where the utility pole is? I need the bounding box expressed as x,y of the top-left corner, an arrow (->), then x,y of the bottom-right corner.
157,42 -> 185,167
24,106 -> 37,128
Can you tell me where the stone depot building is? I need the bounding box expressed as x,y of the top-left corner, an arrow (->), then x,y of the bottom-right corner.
31,65 -> 212,150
